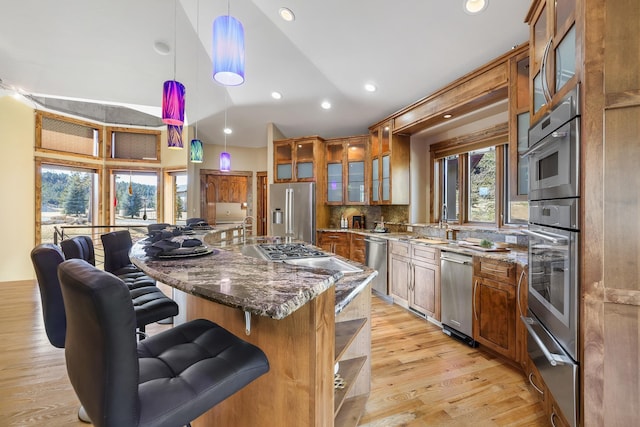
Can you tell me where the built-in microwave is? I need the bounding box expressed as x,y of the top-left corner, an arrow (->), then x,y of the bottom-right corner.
524,86 -> 580,201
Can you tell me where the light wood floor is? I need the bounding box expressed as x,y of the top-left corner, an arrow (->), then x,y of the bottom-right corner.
0,281 -> 545,426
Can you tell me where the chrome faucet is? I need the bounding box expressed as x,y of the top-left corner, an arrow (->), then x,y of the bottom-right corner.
440,205 -> 447,229
242,216 -> 255,243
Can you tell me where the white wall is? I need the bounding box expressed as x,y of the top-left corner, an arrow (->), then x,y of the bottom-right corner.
0,96 -> 36,282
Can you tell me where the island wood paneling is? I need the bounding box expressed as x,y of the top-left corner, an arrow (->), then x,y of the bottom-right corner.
183,287 -> 335,427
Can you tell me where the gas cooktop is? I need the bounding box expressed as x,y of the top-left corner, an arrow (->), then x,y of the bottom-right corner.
257,243 -> 328,261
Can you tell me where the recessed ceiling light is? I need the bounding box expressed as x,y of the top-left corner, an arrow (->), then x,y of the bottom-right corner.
153,40 -> 171,55
224,127 -> 232,135
364,83 -> 377,92
464,0 -> 489,15
279,7 -> 295,22
321,101 -> 331,110
444,114 -> 453,119
271,91 -> 282,100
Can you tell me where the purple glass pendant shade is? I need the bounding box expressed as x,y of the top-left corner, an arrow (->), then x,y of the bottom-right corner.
190,139 -> 203,163
162,80 -> 186,125
213,15 -> 245,86
167,125 -> 183,150
219,151 -> 231,171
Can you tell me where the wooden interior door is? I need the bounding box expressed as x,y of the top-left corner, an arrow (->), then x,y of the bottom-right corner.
205,175 -> 218,225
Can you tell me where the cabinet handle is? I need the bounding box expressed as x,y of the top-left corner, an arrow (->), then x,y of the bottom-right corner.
473,279 -> 479,320
528,372 -> 544,395
550,410 -> 559,427
327,236 -> 341,239
541,38 -> 553,103
517,268 -> 526,317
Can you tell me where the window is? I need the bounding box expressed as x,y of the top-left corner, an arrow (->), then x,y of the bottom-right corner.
468,147 -> 496,222
36,111 -> 100,157
431,123 -> 513,226
107,127 -> 160,161
112,170 -> 159,226
38,162 -> 99,244
167,170 -> 187,225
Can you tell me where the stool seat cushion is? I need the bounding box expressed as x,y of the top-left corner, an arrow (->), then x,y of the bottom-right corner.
130,286 -> 179,329
136,319 -> 269,427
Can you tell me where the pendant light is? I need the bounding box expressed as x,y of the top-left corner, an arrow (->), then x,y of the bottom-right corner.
212,0 -> 245,86
162,0 -> 186,127
167,124 -> 183,149
220,92 -> 231,171
190,0 -> 203,163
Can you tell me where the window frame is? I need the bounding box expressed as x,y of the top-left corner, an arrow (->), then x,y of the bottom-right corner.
430,123 -> 512,227
35,111 -> 103,159
106,126 -> 161,163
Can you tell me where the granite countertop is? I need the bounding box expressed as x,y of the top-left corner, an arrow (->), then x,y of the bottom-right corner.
130,236 -> 377,320
318,228 -> 528,266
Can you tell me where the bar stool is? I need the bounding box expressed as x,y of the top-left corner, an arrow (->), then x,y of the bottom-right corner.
58,259 -> 269,427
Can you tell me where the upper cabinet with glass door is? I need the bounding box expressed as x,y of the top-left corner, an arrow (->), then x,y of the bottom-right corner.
324,136 -> 368,205
369,121 -> 410,205
527,0 -> 577,124
273,136 -> 324,182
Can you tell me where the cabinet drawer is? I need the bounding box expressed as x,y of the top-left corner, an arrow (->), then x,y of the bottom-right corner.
411,244 -> 439,264
473,257 -> 516,284
389,241 -> 409,257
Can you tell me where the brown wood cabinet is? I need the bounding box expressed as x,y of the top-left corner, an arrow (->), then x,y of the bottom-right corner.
368,121 -> 410,205
273,136 -> 324,183
324,136 -> 368,205
317,231 -> 350,259
349,233 -> 366,264
216,175 -> 247,203
526,0 -> 577,124
389,241 -> 440,319
472,257 -> 517,361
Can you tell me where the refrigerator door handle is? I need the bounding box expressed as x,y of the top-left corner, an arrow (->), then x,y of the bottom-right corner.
286,188 -> 293,235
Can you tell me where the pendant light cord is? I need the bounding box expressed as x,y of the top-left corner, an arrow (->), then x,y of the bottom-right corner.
224,92 -> 228,151
194,0 -> 199,138
173,0 -> 177,79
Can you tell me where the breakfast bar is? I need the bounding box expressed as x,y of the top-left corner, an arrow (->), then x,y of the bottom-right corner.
130,236 -> 377,427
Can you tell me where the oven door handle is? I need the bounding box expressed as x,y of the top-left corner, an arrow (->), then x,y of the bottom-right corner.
521,316 -> 573,366
520,127 -> 567,158
521,229 -> 567,244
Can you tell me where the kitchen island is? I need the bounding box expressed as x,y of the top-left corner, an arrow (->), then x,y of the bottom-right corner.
130,235 -> 377,427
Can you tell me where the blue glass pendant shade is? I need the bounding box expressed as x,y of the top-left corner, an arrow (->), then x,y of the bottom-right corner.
190,139 -> 203,163
213,15 -> 245,86
162,80 -> 186,125
167,125 -> 183,149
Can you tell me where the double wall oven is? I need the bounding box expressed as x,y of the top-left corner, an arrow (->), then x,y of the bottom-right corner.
521,86 -> 580,427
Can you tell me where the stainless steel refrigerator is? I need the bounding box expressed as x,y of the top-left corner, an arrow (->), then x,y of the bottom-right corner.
270,182 -> 316,244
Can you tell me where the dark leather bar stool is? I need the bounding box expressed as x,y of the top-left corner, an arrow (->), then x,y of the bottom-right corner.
61,236 -> 178,336
100,230 -> 156,289
58,259 -> 269,427
185,217 -> 207,227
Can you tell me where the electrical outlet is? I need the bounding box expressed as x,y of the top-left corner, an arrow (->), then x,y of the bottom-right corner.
406,226 -> 413,232
505,235 -> 518,244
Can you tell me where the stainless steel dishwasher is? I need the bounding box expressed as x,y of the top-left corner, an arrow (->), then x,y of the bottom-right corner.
440,251 -> 477,347
364,236 -> 388,297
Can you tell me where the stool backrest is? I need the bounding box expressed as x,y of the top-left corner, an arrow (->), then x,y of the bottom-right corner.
101,230 -> 133,274
30,244 -> 66,348
186,217 -> 207,227
60,236 -> 96,266
58,259 -> 139,427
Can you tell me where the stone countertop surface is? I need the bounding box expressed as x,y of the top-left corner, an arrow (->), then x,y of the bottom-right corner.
130,236 -> 378,320
317,228 -> 528,266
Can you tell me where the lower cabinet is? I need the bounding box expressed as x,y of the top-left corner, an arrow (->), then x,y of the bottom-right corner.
349,233 -> 366,264
317,231 -> 350,258
389,241 -> 440,319
472,257 -> 517,361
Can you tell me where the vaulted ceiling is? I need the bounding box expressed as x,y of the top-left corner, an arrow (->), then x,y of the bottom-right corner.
0,0 -> 530,147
